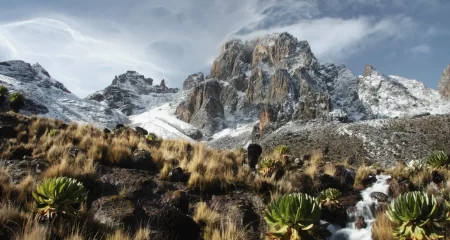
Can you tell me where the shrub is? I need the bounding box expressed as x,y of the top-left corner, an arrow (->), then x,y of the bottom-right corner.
427,151 -> 450,169
406,159 -> 427,173
147,133 -> 157,141
47,129 -> 60,136
317,188 -> 341,207
0,85 -> 8,96
275,145 -> 289,155
386,191 -> 447,239
0,85 -> 8,104
264,193 -> 330,239
32,177 -> 88,220
9,92 -> 24,112
258,157 -> 282,177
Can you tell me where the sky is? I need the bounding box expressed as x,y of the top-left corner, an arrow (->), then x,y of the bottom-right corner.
0,0 -> 449,97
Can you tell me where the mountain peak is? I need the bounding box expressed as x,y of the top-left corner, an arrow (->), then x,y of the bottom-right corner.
363,64 -> 376,77
437,64 -> 450,99
87,71 -> 178,116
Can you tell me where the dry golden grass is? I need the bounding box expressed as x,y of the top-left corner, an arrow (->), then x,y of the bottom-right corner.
194,202 -> 220,229
207,218 -> 248,240
324,163 -> 337,177
304,161 -> 319,182
372,213 -> 395,240
310,149 -> 324,166
354,163 -> 372,187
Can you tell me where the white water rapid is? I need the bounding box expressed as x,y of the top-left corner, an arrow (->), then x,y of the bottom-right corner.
328,175 -> 392,240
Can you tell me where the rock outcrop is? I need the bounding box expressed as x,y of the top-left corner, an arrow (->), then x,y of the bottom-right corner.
178,32 -> 449,139
438,64 -> 450,99
0,61 -> 127,128
175,80 -> 225,135
87,71 -> 178,115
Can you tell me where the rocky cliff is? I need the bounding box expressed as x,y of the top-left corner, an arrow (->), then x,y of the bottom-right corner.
87,71 -> 179,115
178,32 -> 449,138
438,64 -> 450,99
0,60 -> 127,128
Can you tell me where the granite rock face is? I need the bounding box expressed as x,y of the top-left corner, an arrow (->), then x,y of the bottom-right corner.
87,71 -> 178,116
438,64 -> 450,99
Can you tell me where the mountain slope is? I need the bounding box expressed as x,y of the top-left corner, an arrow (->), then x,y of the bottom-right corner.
0,60 -> 128,128
86,71 -> 179,116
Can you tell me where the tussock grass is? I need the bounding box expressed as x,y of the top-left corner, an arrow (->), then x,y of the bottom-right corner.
372,213 -> 395,240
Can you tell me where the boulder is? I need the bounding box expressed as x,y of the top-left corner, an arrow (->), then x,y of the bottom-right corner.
165,190 -> 189,214
247,144 -> 262,169
91,196 -> 148,231
370,192 -> 388,203
151,207 -> 200,240
321,204 -> 348,227
135,126 -> 148,136
0,125 -> 16,138
131,149 -> 156,171
169,167 -> 189,183
355,216 -> 367,229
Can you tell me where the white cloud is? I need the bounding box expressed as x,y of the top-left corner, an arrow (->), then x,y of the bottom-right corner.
409,44 -> 431,55
237,16 -> 417,62
0,0 -> 441,97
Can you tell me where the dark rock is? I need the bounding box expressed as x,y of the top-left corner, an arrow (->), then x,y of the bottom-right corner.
91,196 -> 148,231
370,192 -> 388,203
183,72 -> 205,90
321,205 -> 348,227
376,203 -> 389,215
135,126 -> 148,136
432,170 -> 445,184
165,190 -> 189,214
0,125 -> 16,138
362,176 -> 377,186
131,149 -> 156,171
68,146 -> 79,158
103,128 -> 111,134
355,216 -> 367,229
184,129 -> 203,141
30,159 -> 49,173
151,207 -> 200,240
247,143 -> 262,169
319,174 -> 340,190
115,124 -> 125,130
169,167 -> 188,183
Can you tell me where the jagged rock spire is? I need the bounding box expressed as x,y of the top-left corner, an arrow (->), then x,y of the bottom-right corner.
438,64 -> 450,99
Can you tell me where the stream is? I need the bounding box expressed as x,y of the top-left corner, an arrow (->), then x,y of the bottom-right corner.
328,175 -> 392,240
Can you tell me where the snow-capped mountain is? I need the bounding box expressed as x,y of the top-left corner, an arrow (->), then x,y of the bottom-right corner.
172,32 -> 450,141
86,71 -> 179,116
1,32 -> 449,155
0,60 -> 128,128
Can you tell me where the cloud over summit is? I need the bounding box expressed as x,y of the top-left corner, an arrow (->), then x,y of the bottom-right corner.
0,0 -> 448,96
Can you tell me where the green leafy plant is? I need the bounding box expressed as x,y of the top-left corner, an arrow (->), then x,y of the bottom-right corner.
9,92 -> 24,112
386,191 -> 447,240
48,129 -> 60,136
317,188 -> 341,207
264,193 -> 331,240
258,157 -> 282,177
147,133 -> 157,141
406,159 -> 427,173
275,145 -> 289,155
32,177 -> 88,220
427,151 -> 450,169
0,85 -> 8,96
